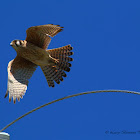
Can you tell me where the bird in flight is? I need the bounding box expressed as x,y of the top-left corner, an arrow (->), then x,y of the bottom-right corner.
5,24 -> 73,103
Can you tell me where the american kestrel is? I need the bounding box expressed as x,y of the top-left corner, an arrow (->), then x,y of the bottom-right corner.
5,24 -> 73,103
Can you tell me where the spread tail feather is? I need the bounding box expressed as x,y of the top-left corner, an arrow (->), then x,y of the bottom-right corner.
41,45 -> 73,87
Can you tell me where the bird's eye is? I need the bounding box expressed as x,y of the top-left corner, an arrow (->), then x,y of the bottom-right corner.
15,40 -> 21,47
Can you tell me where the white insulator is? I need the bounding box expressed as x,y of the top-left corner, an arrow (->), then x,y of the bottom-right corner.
0,132 -> 10,140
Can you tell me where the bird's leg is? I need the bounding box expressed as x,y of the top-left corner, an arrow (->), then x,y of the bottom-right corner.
48,55 -> 59,66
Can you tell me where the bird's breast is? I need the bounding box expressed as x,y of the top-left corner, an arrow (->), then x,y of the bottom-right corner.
17,44 -> 50,66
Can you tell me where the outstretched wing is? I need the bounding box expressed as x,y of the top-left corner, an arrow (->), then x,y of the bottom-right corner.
41,65 -> 67,87
5,56 -> 37,103
26,24 -> 63,49
41,45 -> 73,87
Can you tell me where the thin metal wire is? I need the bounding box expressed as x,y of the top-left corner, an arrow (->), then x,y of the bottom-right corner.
1,89 -> 140,132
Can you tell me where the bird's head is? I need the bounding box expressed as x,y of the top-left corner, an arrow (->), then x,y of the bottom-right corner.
10,40 -> 25,50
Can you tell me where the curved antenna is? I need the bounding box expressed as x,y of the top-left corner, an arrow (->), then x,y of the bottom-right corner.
1,89 -> 140,132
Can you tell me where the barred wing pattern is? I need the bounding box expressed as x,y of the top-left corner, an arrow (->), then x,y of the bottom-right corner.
47,45 -> 73,62
5,56 -> 37,103
41,65 -> 67,87
26,24 -> 63,49
41,45 -> 73,87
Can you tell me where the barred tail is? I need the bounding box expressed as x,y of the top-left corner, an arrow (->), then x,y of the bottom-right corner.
41,45 -> 73,87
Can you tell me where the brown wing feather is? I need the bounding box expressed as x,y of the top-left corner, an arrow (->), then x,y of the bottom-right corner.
41,65 -> 67,87
5,56 -> 37,103
47,45 -> 73,72
26,24 -> 63,49
41,66 -> 55,87
47,45 -> 73,62
41,45 -> 73,87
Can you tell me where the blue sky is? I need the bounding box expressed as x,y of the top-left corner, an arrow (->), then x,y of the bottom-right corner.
1,0 -> 140,139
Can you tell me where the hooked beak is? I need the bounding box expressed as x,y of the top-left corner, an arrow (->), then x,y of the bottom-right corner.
10,42 -> 13,46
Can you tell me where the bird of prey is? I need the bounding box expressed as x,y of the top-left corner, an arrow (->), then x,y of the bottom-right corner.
5,24 -> 73,103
